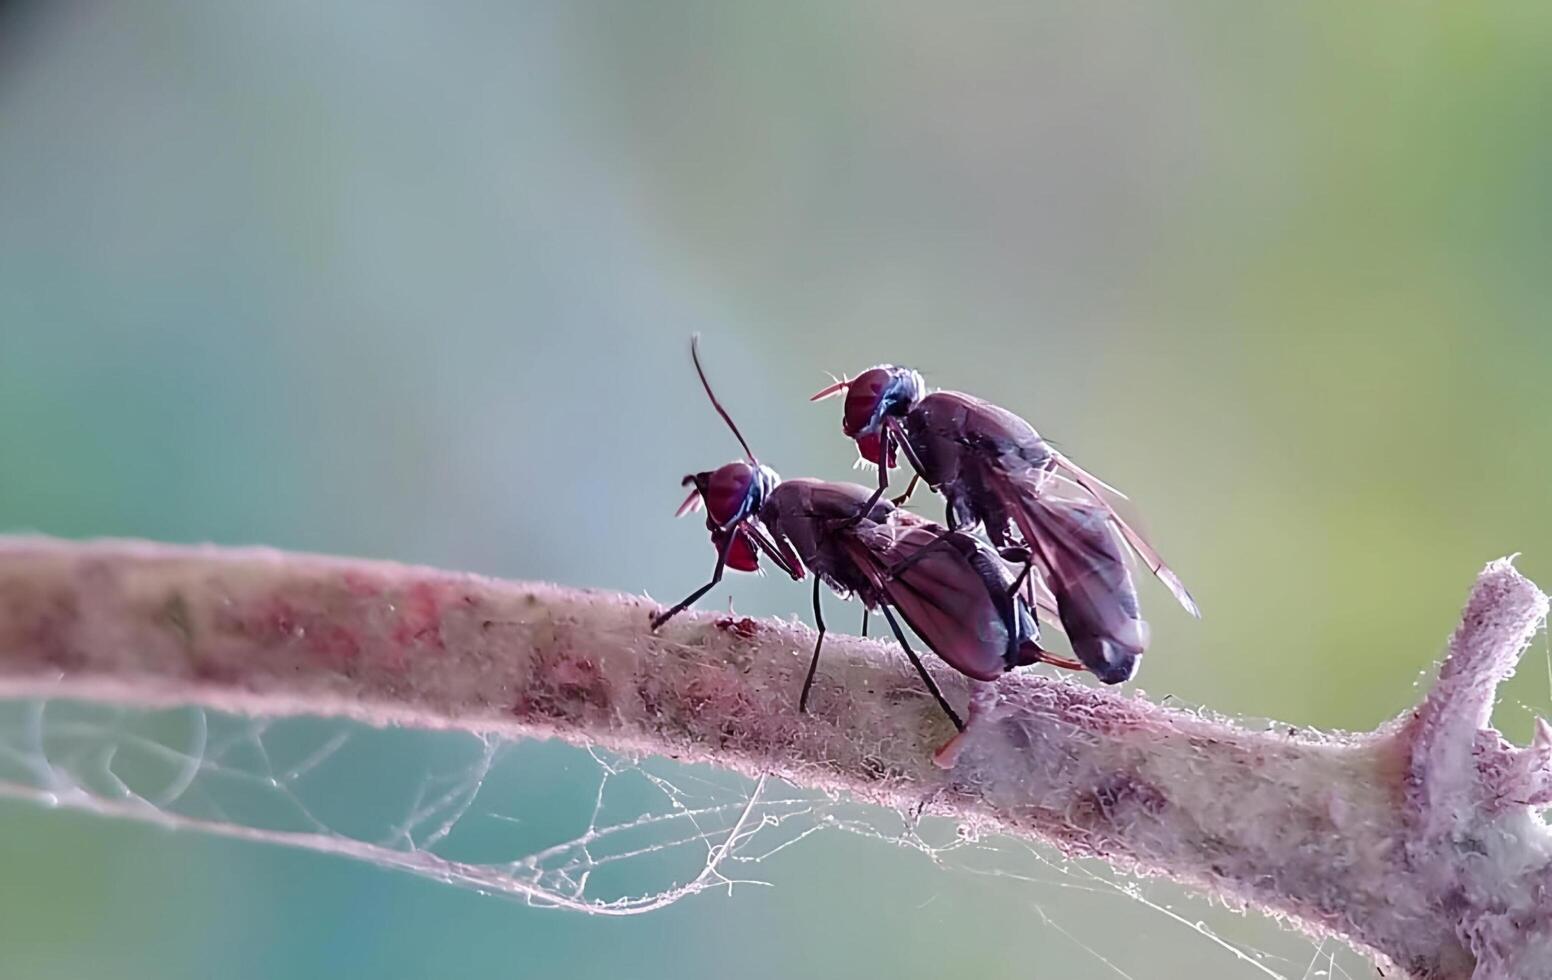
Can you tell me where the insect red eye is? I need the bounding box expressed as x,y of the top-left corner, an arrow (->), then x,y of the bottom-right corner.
841,369 -> 892,438
702,462 -> 758,527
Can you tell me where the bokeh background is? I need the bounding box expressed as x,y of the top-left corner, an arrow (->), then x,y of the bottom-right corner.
2,2 -> 1550,977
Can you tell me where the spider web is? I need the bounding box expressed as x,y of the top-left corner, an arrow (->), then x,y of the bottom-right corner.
0,697 -> 1375,977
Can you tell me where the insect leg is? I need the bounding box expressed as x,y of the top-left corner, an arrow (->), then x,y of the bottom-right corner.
891,472 -> 922,508
852,418 -> 928,524
1036,652 -> 1088,671
1000,546 -> 1034,601
1003,549 -> 1064,638
844,426 -> 895,526
961,545 -> 1032,667
651,531 -> 737,630
798,577 -> 827,714
932,679 -> 1000,769
860,607 -> 869,638
886,417 -> 929,476
881,528 -> 960,580
880,605 -> 964,731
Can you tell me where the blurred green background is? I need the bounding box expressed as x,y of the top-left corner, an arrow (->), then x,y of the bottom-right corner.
1,2 -> 1549,977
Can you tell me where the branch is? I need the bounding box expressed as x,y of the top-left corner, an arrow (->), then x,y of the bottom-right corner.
0,537 -> 1547,979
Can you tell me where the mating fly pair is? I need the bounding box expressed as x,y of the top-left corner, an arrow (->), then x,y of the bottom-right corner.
651,338 -> 1083,733
652,338 -> 1196,741
811,364 -> 1200,687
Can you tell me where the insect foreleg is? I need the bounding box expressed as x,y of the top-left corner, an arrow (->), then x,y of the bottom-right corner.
651,531 -> 738,630
844,427 -> 895,527
885,417 -> 929,477
848,417 -> 928,525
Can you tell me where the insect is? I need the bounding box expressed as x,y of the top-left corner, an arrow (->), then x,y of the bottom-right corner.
1005,490 -> 1152,683
652,338 -> 1081,731
811,366 -> 1198,684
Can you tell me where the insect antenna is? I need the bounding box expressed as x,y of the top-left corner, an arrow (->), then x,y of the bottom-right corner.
690,334 -> 759,463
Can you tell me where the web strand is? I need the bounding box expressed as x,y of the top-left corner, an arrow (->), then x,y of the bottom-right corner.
0,697 -> 1375,975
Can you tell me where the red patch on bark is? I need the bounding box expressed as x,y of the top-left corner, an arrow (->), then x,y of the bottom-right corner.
27,590 -> 83,670
551,655 -> 610,709
512,652 -> 613,720
342,572 -> 382,598
392,581 -> 446,652
248,598 -> 302,645
714,615 -> 762,639
307,624 -> 362,667
191,658 -> 241,685
681,674 -> 755,739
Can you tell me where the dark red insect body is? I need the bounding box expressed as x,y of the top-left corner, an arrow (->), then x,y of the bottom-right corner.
814,365 -> 1198,683
760,479 -> 1058,682
654,340 -> 1078,730
1010,493 -> 1148,683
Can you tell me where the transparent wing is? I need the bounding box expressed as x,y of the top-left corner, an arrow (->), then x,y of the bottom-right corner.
1025,454 -> 1200,617
842,524 -> 1010,682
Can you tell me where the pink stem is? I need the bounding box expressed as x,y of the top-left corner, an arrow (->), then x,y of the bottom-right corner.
0,537 -> 1546,979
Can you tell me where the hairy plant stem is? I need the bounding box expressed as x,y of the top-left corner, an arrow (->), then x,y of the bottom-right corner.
0,536 -> 1547,979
